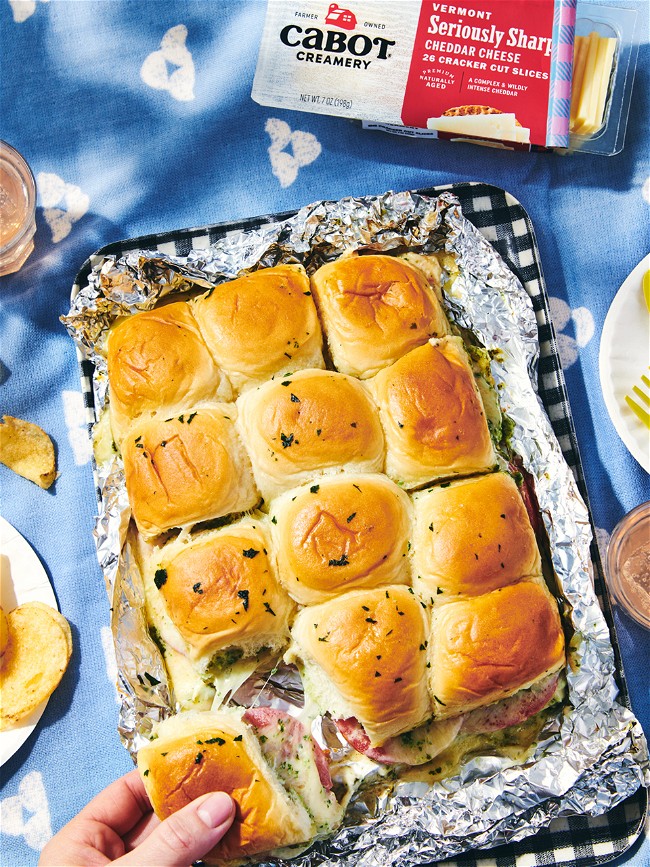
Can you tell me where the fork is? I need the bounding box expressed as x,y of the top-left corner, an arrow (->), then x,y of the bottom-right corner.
625,367 -> 650,429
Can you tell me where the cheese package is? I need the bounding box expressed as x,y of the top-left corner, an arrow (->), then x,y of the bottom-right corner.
253,0 -> 577,149
253,0 -> 639,156
563,1 -> 639,156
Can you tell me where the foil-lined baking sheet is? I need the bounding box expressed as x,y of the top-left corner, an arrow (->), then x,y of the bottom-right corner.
63,190 -> 649,865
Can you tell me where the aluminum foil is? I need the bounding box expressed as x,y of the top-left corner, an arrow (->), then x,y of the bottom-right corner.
63,190 -> 649,864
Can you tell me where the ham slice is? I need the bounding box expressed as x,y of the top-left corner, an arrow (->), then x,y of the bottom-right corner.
335,715 -> 462,766
461,673 -> 560,734
243,706 -> 332,790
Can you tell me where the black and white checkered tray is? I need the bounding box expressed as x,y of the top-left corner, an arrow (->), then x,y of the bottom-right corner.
72,182 -> 647,867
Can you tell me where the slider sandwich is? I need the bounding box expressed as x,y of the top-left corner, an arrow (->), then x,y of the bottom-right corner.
284,586 -> 461,767
138,707 -> 343,865
105,301 -> 231,446
428,579 -> 566,731
368,336 -> 497,489
310,253 -> 450,378
236,369 -> 385,501
191,264 -> 324,395
122,405 -> 259,539
270,473 -> 412,605
411,471 -> 542,602
145,519 -> 294,684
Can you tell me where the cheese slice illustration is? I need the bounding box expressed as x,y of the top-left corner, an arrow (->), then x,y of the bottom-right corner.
426,112 -> 530,145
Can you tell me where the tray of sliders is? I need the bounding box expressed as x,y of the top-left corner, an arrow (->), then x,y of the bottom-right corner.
64,183 -> 648,867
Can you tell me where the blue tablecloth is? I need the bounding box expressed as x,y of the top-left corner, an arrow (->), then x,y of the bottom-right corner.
1,1 -> 648,864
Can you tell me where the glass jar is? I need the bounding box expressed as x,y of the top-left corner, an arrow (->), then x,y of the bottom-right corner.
605,500 -> 650,630
0,141 -> 37,276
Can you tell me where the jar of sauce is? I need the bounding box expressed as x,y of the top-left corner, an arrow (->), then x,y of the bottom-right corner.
0,141 -> 36,276
606,500 -> 650,630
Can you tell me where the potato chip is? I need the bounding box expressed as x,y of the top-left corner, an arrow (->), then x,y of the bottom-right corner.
0,606 -> 8,658
0,602 -> 72,730
0,415 -> 57,489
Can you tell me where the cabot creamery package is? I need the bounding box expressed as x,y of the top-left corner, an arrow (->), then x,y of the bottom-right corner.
252,0 -> 577,150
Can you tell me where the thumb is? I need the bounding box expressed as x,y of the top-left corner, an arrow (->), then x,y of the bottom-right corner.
115,791 -> 235,867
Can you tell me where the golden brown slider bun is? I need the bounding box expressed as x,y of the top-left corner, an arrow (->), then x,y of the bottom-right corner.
368,336 -> 496,488
310,254 -> 449,378
428,580 -> 565,719
270,473 -> 412,605
138,708 -> 340,864
192,265 -> 324,394
122,405 -> 258,539
106,302 -> 231,445
412,472 -> 541,601
286,586 -> 431,746
146,520 -> 293,672
236,369 -> 384,501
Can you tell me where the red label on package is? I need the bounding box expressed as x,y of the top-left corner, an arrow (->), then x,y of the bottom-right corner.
401,0 -> 556,146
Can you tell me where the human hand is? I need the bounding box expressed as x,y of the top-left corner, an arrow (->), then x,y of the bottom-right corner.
39,768 -> 235,866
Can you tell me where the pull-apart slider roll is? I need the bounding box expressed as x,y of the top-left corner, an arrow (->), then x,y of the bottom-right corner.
286,586 -> 431,747
122,405 -> 258,539
236,369 -> 384,501
412,471 -> 541,601
146,520 -> 293,674
310,254 -> 449,378
106,301 -> 231,445
428,579 -> 565,720
138,708 -> 342,866
368,336 -> 497,488
270,473 -> 412,605
192,264 -> 324,394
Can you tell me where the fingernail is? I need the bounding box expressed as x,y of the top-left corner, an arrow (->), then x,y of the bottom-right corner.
197,792 -> 234,828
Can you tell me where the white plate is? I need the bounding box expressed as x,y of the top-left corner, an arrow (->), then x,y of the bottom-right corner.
599,254 -> 650,473
0,516 -> 59,766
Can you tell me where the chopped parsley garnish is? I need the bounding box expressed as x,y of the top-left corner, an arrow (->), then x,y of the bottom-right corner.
328,553 -> 349,567
154,569 -> 167,589
205,737 -> 226,745
186,411 -> 197,424
192,582 -> 203,594
234,734 -> 243,742
290,393 -> 300,403
280,432 -> 294,448
310,484 -> 320,494
365,617 -> 377,624
263,602 -> 276,616
346,512 -> 356,523
316,429 -> 322,436
433,695 -> 447,706
242,548 -> 260,559
237,590 -> 250,611
281,381 -> 291,386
